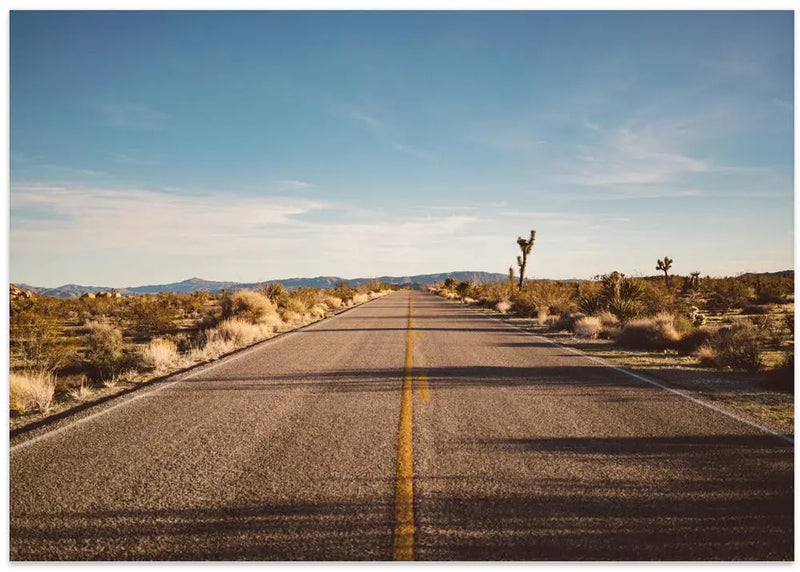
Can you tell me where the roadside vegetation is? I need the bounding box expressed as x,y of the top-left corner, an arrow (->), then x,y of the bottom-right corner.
431,231 -> 793,395
10,280 -> 393,420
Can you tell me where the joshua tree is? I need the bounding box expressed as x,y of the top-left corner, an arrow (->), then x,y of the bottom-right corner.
516,230 -> 536,290
507,266 -> 515,286
656,256 -> 673,287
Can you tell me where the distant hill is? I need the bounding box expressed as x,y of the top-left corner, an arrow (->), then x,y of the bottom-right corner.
13,271 -> 509,298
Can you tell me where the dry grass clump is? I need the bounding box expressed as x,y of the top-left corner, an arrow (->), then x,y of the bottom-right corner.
496,300 -> 512,313
10,370 -> 56,414
309,303 -> 328,319
211,318 -> 272,347
614,313 -> 682,350
695,344 -> 718,367
139,338 -> 180,371
224,290 -> 279,324
189,338 -> 236,362
573,316 -> 602,338
324,295 -> 343,309
68,376 -> 94,401
352,293 -> 370,305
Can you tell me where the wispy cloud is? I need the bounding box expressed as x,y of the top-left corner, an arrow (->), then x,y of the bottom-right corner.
276,180 -> 314,191
99,103 -> 169,131
569,127 -> 708,187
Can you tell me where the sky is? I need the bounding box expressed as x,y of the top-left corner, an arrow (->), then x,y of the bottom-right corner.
9,10 -> 795,287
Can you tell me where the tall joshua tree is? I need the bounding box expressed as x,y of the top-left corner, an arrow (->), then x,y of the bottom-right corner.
516,230 -> 536,290
656,256 -> 673,287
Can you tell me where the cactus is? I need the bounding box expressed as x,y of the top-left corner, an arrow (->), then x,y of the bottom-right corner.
516,230 -> 536,290
656,256 -> 673,287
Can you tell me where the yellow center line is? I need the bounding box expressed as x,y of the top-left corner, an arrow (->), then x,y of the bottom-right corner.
417,375 -> 429,402
393,292 -> 415,561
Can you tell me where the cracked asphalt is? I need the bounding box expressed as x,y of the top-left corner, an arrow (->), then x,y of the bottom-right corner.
9,290 -> 793,560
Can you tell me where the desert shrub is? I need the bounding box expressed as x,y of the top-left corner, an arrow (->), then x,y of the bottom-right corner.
352,293 -> 369,305
84,321 -> 127,381
10,370 -> 56,414
455,281 -> 473,297
479,281 -> 515,307
672,314 -> 694,334
675,328 -> 712,354
291,287 -> 325,310
578,272 -> 644,322
125,295 -> 178,334
183,290 -> 210,314
703,278 -> 754,314
10,310 -> 76,371
511,288 -> 538,316
262,283 -> 289,306
641,281 -> 679,316
614,313 -> 682,350
496,300 -> 512,313
285,297 -> 307,315
222,290 -> 279,325
706,323 -> 762,373
139,338 -> 179,371
573,316 -> 602,338
517,281 -> 576,317
752,276 -> 793,304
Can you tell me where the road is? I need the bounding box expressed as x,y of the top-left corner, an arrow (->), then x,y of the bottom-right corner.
9,290 -> 793,560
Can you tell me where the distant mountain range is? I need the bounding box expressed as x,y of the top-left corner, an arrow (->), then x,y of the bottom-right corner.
14,271 -> 508,298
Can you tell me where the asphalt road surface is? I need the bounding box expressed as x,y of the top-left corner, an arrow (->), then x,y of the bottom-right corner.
9,291 -> 793,560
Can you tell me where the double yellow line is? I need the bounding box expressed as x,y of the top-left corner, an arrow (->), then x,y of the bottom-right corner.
393,292 -> 421,560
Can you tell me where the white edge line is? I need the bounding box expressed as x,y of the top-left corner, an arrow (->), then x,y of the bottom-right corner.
10,294 -> 393,454
450,298 -> 794,446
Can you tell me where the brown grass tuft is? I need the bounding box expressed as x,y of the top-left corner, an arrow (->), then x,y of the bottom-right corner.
10,370 -> 56,414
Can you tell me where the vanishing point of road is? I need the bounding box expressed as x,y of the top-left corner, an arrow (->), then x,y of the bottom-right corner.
10,291 -> 793,560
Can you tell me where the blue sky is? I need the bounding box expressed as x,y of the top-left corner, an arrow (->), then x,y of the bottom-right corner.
9,10 -> 794,287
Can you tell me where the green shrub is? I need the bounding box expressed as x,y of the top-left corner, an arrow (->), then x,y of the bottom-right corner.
578,272 -> 644,322
84,321 -> 127,381
125,295 -> 178,334
641,281 -> 679,316
708,323 -> 762,373
10,311 -> 76,371
703,278 -> 754,314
